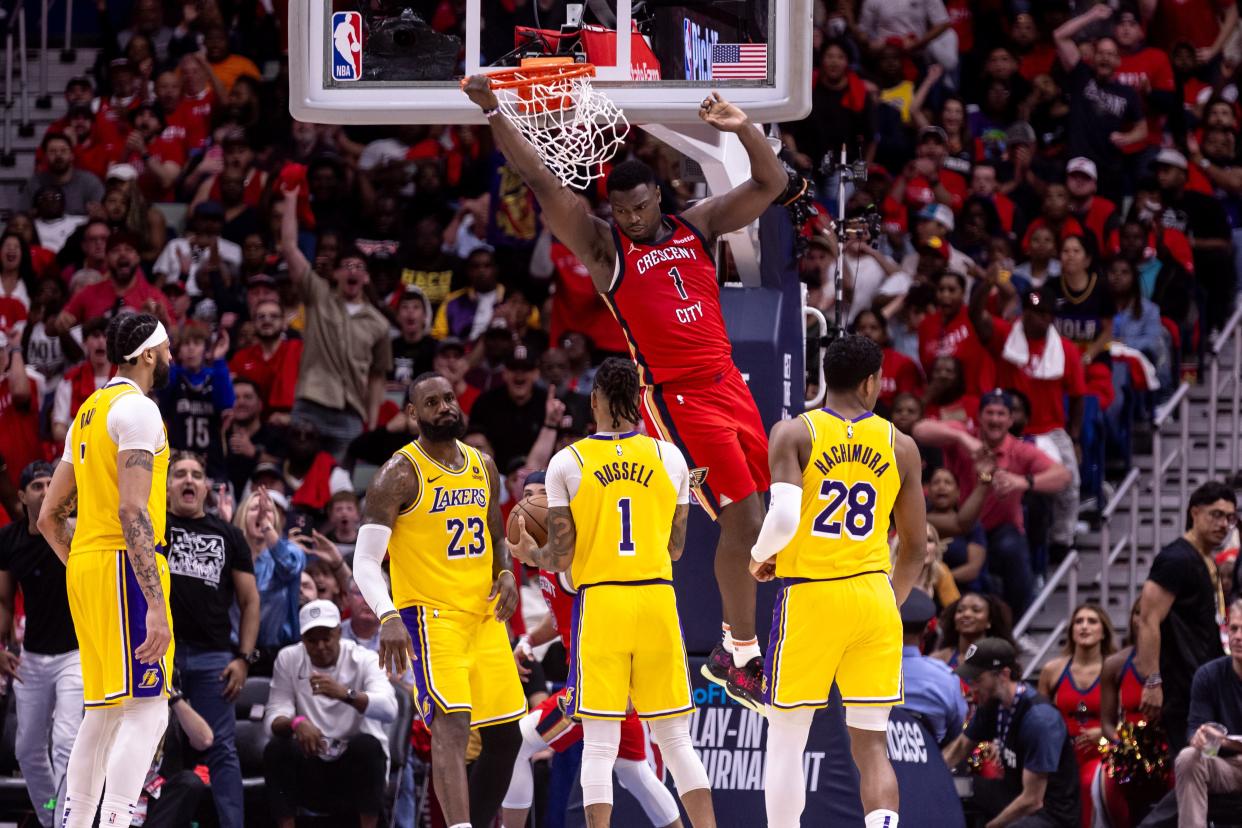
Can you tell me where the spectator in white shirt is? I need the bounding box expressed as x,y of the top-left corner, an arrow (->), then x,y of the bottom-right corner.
263,600 -> 397,828
152,202 -> 242,295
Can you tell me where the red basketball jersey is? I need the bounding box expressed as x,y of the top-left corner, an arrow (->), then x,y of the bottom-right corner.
538,569 -> 576,653
603,215 -> 733,386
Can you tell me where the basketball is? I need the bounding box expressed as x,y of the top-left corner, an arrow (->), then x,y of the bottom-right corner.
507,493 -> 549,547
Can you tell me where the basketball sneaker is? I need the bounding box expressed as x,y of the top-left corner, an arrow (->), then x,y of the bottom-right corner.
725,657 -> 765,715
700,643 -> 732,688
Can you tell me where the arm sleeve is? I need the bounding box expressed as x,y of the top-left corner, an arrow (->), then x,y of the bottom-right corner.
60,419 -> 75,463
106,393 -> 165,453
358,649 -> 399,723
353,524 -> 397,619
263,648 -> 298,733
1020,707 -> 1067,774
52,379 -> 72,427
545,449 -> 582,508
750,482 -> 804,562
659,441 -> 691,505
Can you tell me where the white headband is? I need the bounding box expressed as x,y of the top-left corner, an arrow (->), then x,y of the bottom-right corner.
124,321 -> 169,360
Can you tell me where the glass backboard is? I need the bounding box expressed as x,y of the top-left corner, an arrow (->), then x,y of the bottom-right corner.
289,0 -> 811,125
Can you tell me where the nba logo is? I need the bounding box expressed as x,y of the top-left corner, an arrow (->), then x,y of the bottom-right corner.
331,11 -> 362,81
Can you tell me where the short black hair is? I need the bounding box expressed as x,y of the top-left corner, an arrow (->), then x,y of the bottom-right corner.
81,316 -> 109,339
335,244 -> 367,268
408,371 -> 448,403
40,132 -> 71,153
592,357 -> 641,427
105,312 -> 160,366
232,377 -> 261,396
937,270 -> 967,290
605,160 -> 656,195
823,334 -> 883,393
1185,480 -> 1238,529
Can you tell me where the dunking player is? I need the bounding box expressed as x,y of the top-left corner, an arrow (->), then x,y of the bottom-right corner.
511,358 -> 715,827
353,373 -> 525,828
750,336 -> 926,828
464,75 -> 788,708
502,530 -> 682,827
37,313 -> 175,828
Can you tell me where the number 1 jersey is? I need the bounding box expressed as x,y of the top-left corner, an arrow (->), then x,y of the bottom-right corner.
389,440 -> 494,615
603,215 -> 733,386
778,409 -> 901,581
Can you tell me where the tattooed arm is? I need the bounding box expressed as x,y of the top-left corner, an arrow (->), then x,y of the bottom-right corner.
512,505 -> 578,573
36,460 -> 78,564
668,504 -> 690,561
118,448 -> 172,663
482,453 -> 518,621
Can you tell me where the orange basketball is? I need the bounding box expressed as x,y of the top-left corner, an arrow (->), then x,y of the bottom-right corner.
507,493 -> 549,547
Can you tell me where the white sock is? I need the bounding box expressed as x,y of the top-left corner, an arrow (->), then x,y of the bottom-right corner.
722,623 -> 734,653
865,809 -> 899,828
97,698 -> 168,827
615,757 -> 681,826
765,707 -> 815,828
61,707 -> 124,828
580,719 -> 621,807
501,710 -> 546,810
732,637 -> 761,668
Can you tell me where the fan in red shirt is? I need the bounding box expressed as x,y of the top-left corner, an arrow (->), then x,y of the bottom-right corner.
970,163 -> 1019,236
53,231 -> 174,333
1065,158 -> 1119,253
541,230 -> 627,355
1145,0 -> 1238,53
169,54 -> 219,153
1114,10 -> 1176,152
853,309 -> 924,413
119,104 -> 187,204
918,270 -> 996,398
1021,183 -> 1086,255
898,126 -> 969,212
93,59 -> 145,141
466,77 -> 790,708
1012,12 -> 1057,81
228,296 -> 303,418
970,280 -> 1087,555
0,336 -> 47,495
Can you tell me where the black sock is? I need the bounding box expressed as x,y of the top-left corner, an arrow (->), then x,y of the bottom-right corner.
468,720 -> 524,826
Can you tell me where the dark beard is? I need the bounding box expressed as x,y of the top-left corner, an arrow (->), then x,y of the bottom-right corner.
418,413 -> 465,442
152,357 -> 171,390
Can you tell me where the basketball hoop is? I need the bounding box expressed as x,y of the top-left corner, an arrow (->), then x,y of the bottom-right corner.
478,62 -> 628,190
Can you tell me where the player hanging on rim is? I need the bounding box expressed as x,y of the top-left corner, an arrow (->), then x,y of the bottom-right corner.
37,312 -> 176,828
463,75 -> 789,710
510,358 -> 715,827
353,373 -> 525,828
750,335 -> 926,828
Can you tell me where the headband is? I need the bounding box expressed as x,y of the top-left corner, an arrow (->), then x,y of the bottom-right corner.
124,321 -> 169,361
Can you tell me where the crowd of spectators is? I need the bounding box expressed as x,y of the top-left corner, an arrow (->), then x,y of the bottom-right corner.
1,0 -> 1242,825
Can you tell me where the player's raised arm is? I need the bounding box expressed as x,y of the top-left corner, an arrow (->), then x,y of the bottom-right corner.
889,431 -> 929,606
356,454 -> 419,675
36,459 -> 78,564
682,92 -> 788,241
482,454 -> 519,622
748,417 -> 811,582
117,447 -> 170,664
463,75 -> 613,275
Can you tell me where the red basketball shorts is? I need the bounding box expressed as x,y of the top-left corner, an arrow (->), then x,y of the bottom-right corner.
639,367 -> 770,520
532,689 -> 649,760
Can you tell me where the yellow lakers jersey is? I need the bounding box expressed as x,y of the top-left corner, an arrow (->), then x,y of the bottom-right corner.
390,440 -> 494,615
566,433 -> 676,587
70,380 -> 170,556
777,409 -> 900,580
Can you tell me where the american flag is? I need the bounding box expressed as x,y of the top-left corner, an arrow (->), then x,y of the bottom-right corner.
710,43 -> 768,79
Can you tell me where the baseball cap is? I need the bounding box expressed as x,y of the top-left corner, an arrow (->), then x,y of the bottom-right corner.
106,230 -> 142,253
19,461 -> 54,490
505,344 -> 537,371
105,163 -> 139,183
524,470 -> 547,487
900,590 -> 936,626
192,201 -> 225,221
299,600 -> 341,635
979,388 -> 1016,412
917,203 -> 955,232
955,637 -> 1018,681
1066,157 -> 1098,181
246,273 -> 279,291
436,336 -> 466,356
1022,283 -> 1058,312
921,235 -> 951,261
1155,148 -> 1188,170
251,462 -> 283,481
919,125 -> 948,144
1005,121 -> 1036,146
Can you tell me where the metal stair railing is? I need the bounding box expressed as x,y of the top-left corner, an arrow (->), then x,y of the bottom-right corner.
1207,303 -> 1242,480
1151,382 -> 1192,547
1015,550 -> 1079,678
2,0 -> 31,167
1095,467 -> 1142,620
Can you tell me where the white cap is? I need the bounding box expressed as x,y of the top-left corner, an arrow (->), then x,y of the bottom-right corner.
1066,157 -> 1097,180
1155,148 -> 1188,170
918,203 -> 955,232
105,163 -> 139,182
299,599 -> 341,635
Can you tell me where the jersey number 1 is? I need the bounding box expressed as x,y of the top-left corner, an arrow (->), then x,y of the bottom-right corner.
811,481 -> 877,540
617,497 -> 635,556
668,267 -> 688,301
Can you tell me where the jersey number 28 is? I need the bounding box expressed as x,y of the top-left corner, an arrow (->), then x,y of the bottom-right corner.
811,480 -> 877,540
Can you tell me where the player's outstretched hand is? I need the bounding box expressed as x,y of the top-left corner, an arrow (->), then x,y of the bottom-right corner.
462,75 -> 500,112
136,606 -> 172,664
378,615 -> 415,677
509,516 -> 540,567
698,92 -> 748,133
489,569 -> 519,622
749,556 -> 776,583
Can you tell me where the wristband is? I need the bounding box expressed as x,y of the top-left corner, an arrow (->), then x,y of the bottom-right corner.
483,107 -> 501,119
379,610 -> 401,625
1144,673 -> 1162,688
291,715 -> 307,732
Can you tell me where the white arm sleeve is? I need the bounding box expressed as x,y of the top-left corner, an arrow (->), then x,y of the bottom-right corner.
52,379 -> 72,427
750,482 -> 803,563
106,393 -> 165,453
60,418 -> 75,463
545,448 -> 582,508
354,524 -> 397,619
658,441 -> 691,505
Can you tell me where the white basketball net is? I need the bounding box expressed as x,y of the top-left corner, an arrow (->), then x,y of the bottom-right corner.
494,72 -> 629,191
